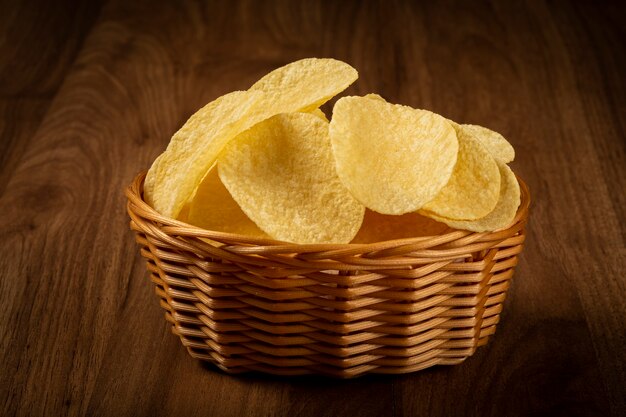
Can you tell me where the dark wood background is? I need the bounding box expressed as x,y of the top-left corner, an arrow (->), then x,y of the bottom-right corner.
1,1 -> 624,416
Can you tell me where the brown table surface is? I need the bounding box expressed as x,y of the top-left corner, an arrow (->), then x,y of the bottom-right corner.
1,1 -> 624,416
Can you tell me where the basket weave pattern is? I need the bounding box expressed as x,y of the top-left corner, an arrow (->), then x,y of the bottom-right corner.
126,173 -> 529,378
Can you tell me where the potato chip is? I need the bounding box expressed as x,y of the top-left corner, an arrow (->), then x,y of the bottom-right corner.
452,123 -> 514,163
352,210 -> 450,243
146,59 -> 358,218
183,167 -> 268,237
250,58 -> 358,113
218,112 -> 365,244
421,125 -> 500,220
144,90 -> 266,217
329,96 -> 458,215
424,161 -> 520,232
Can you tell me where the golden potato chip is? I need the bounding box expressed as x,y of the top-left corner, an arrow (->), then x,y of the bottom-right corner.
218,112 -> 365,244
146,59 -> 358,218
250,58 -> 358,113
450,123 -> 514,163
144,90 -> 266,217
352,210 -> 450,243
421,125 -> 500,220
425,161 -> 520,232
329,96 -> 458,215
462,124 -> 514,163
183,167 -> 268,237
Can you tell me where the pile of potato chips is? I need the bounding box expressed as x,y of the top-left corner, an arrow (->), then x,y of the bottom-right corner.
145,58 -> 521,244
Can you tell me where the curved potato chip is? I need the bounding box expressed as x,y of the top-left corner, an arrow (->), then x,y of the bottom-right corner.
183,167 -> 268,237
457,123 -> 514,163
144,90 -> 266,217
218,113 -> 365,244
330,96 -> 458,215
250,58 -> 358,113
146,59 -> 358,218
425,162 -> 520,232
446,121 -> 514,163
421,125 -> 500,220
352,210 -> 450,243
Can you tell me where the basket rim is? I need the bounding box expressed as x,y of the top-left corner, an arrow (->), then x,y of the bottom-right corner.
125,171 -> 530,251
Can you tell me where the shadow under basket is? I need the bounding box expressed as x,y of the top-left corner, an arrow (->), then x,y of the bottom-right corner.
126,172 -> 530,378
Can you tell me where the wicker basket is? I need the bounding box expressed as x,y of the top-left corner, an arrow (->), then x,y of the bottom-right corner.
126,172 -> 530,378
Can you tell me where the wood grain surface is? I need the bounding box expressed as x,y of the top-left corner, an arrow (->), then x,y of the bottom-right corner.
1,1 -> 624,416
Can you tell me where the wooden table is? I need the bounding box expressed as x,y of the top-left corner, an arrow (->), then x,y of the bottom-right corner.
1,1 -> 624,416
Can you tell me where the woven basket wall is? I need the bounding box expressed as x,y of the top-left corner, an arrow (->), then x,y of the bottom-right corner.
126,172 -> 530,378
